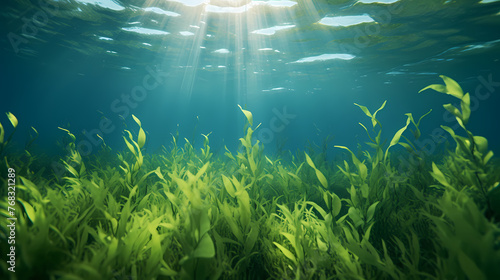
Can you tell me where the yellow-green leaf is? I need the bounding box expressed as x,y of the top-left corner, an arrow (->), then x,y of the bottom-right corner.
384,116 -> 411,161
132,114 -> 141,127
20,177 -> 43,201
417,109 -> 432,127
265,156 -> 273,165
193,234 -> 215,259
273,242 -> 297,264
354,103 -> 372,118
107,237 -> 119,259
280,232 -> 296,251
358,122 -> 370,137
304,152 -> 316,169
441,125 -> 456,138
248,153 -> 257,175
123,137 -> 136,156
399,142 -> 414,153
58,127 -> 76,142
315,169 -> 328,189
199,207 -> 211,237
239,138 -> 251,149
238,104 -> 253,126
317,236 -> 328,252
103,211 -> 118,233
196,162 -> 209,179
18,198 -> 36,223
419,75 -> 464,99
238,191 -> 251,229
357,161 -> 368,181
222,204 -> 244,243
419,84 -> 446,94
125,130 -> 135,143
473,136 -> 488,154
147,226 -> 163,274
390,116 -> 411,147
483,150 -> 494,165
335,145 -> 363,168
137,128 -> 146,149
65,162 -> 79,178
224,146 -> 236,160
244,224 -> 259,254
371,100 -> 387,128
308,201 -> 328,220
431,162 -> 452,188
0,121 -> 4,143
440,75 -> 464,99
348,207 -> 364,228
366,201 -> 380,223
409,109 -> 432,140
287,172 -> 301,182
461,93 -> 471,124
360,183 -> 369,199
222,175 -> 236,198
154,167 -> 164,180
331,193 -> 342,217
443,104 -> 462,120
6,112 -> 18,128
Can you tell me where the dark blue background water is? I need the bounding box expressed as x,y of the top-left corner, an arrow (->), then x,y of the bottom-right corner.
1,0 -> 500,159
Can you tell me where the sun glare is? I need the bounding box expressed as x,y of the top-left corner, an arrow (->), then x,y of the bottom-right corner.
132,0 -> 311,102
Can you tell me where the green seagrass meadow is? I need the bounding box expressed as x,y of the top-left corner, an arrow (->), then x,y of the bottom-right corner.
1,76 -> 499,280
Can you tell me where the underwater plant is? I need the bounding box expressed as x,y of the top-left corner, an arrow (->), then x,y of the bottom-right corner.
0,112 -> 18,158
1,76 -> 499,280
420,75 -> 497,210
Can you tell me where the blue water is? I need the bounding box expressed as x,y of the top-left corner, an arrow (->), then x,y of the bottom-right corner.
1,0 -> 500,157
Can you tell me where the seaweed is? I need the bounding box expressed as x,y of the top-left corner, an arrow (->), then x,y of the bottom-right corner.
1,76 -> 499,280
